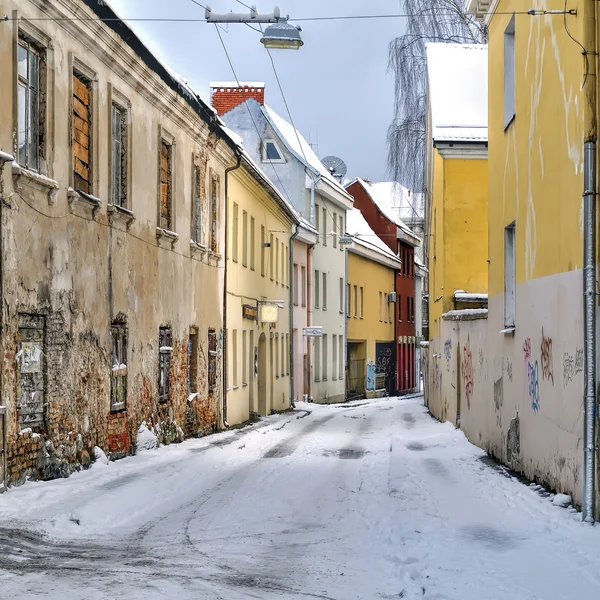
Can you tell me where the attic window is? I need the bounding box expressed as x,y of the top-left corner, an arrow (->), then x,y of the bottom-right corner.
262,139 -> 285,163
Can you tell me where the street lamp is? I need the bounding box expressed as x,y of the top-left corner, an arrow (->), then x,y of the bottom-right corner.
260,22 -> 304,50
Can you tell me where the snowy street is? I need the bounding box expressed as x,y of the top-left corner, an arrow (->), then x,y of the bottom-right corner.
1,396 -> 599,600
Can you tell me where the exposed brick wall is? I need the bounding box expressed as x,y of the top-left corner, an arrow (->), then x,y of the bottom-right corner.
211,84 -> 265,116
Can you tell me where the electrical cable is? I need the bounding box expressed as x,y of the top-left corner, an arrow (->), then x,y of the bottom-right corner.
562,0 -> 589,89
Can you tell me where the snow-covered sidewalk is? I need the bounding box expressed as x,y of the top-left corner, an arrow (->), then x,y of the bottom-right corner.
0,396 -> 599,599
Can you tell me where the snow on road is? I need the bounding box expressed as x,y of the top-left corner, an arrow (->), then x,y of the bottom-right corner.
0,396 -> 599,599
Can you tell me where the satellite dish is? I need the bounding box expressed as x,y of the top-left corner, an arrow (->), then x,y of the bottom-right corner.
321,156 -> 347,180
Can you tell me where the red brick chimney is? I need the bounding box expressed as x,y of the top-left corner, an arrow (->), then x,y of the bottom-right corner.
210,82 -> 265,116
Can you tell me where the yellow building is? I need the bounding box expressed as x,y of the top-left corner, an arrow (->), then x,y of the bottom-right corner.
424,43 -> 489,422
346,209 -> 400,398
225,155 -> 299,426
467,0 -> 598,519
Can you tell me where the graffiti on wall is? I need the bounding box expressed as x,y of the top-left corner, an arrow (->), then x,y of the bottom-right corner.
462,337 -> 474,409
563,352 -> 574,387
528,360 -> 540,413
540,329 -> 554,385
493,377 -> 503,428
505,359 -> 513,383
444,339 -> 452,371
478,348 -> 484,371
575,348 -> 584,375
433,357 -> 441,392
523,337 -> 531,361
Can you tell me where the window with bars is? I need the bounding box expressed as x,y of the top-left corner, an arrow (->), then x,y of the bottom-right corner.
17,36 -> 43,172
158,327 -> 172,403
73,71 -> 92,194
159,140 -> 172,230
111,321 -> 128,411
111,104 -> 127,208
208,328 -> 217,393
191,164 -> 202,244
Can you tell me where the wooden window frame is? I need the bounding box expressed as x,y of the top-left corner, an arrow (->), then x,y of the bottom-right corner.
191,154 -> 204,246
108,84 -> 132,211
157,126 -> 176,233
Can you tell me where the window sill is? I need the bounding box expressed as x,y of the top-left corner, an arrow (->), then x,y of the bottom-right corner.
232,385 -> 239,390
68,187 -> 101,219
108,203 -> 135,228
190,240 -> 208,256
242,382 -> 248,387
314,379 -> 321,383
13,163 -> 59,204
110,403 -> 126,413
275,376 -> 280,380
501,326 -> 516,336
208,251 -> 222,265
156,227 -> 179,249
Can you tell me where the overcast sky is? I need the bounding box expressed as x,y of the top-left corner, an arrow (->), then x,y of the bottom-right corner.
108,0 -> 405,182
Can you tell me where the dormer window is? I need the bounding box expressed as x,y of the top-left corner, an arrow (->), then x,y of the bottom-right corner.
262,139 -> 285,163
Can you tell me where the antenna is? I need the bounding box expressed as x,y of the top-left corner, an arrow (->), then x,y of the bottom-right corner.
321,156 -> 347,181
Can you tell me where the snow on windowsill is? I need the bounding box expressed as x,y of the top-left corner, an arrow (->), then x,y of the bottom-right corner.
188,392 -> 199,402
442,308 -> 488,321
501,327 -> 516,336
108,203 -> 136,227
12,162 -> 59,204
159,346 -> 173,352
68,187 -> 102,218
453,291 -> 488,302
190,240 -> 208,254
0,150 -> 15,164
156,227 -> 179,247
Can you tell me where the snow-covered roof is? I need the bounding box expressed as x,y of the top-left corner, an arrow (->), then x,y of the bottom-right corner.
262,105 -> 350,198
426,44 -> 488,143
346,208 -> 401,269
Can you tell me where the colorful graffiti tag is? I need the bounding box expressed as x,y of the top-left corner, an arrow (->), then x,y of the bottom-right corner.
462,338 -> 474,409
540,328 -> 554,385
444,339 -> 452,371
528,360 -> 540,412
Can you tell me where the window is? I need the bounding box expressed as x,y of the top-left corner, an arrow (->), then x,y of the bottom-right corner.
315,270 -> 320,308
111,321 -> 128,411
314,337 -> 321,381
339,277 -> 344,313
332,334 -> 338,381
210,176 -> 219,252
398,295 -> 402,322
301,266 -> 306,307
250,217 -> 256,270
322,334 -> 328,381
275,336 -> 280,378
242,210 -> 248,267
323,272 -> 327,310
270,233 -> 274,280
285,246 -> 289,287
208,328 -> 217,393
379,292 -> 383,321
286,333 -> 290,375
261,226 -> 266,276
294,264 -> 299,305
504,16 -> 515,128
360,287 -> 364,318
275,239 -> 280,284
353,285 -> 358,318
249,331 -> 254,383
339,335 -> 344,380
111,104 -> 127,208
232,329 -> 238,387
18,36 -> 43,171
188,327 -> 198,395
315,204 -> 320,236
159,139 -> 174,230
347,283 -> 351,316
388,299 -> 392,323
281,334 -> 285,377
242,330 -> 247,385
158,327 -> 172,403
333,213 -> 338,248
322,207 -> 327,246
262,139 -> 285,163
505,222 -> 516,327
232,203 -> 239,262
191,164 -> 202,243
73,71 -> 93,194
339,215 -> 344,251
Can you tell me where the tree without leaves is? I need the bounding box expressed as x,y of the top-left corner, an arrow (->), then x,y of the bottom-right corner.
387,0 -> 482,192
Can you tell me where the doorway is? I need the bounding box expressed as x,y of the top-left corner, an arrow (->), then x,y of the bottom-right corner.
258,333 -> 267,416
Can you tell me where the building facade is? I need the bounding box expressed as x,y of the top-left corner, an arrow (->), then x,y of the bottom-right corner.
225,157 -> 299,426
0,0 -> 237,484
213,83 -> 353,403
346,209 -> 400,398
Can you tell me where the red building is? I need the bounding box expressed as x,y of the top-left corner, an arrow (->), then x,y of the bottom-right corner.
345,179 -> 421,394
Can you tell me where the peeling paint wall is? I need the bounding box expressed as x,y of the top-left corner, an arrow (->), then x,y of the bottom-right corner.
0,0 -> 233,483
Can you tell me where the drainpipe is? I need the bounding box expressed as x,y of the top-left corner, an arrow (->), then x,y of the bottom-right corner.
582,0 -> 598,523
307,244 -> 313,402
344,239 -> 348,401
289,225 -> 299,408
222,150 -> 242,429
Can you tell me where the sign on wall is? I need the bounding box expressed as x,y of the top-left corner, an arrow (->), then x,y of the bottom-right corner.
260,304 -> 279,323
303,326 -> 323,338
242,304 -> 258,321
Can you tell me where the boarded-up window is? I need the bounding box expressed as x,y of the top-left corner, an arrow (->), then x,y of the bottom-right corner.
188,327 -> 199,394
191,164 -> 202,243
111,321 -> 127,411
208,328 -> 217,393
17,314 -> 45,429
210,176 -> 219,252
158,327 -> 172,403
159,140 -> 172,230
111,104 -> 127,207
73,72 -> 92,193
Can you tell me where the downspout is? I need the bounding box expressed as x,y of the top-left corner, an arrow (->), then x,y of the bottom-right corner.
582,0 -> 597,523
222,150 -> 242,429
289,225 -> 299,408
307,245 -> 313,402
344,241 -> 348,401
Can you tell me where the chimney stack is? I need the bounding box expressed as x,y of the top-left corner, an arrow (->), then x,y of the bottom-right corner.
210,82 -> 265,116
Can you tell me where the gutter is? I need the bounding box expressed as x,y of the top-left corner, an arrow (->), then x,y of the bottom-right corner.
222,150 -> 243,428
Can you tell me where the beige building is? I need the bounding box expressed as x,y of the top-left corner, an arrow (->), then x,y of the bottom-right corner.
0,0 -> 238,484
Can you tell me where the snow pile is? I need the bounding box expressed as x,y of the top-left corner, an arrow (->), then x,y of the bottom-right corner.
136,422 -> 158,452
552,493 -> 572,508
93,446 -> 109,466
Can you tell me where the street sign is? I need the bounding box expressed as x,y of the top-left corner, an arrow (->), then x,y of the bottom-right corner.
303,326 -> 323,337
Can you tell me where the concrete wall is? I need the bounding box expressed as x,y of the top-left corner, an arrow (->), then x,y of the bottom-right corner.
0,0 -> 232,482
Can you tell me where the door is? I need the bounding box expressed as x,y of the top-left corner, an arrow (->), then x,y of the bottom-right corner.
258,333 -> 267,416
376,342 -> 396,396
